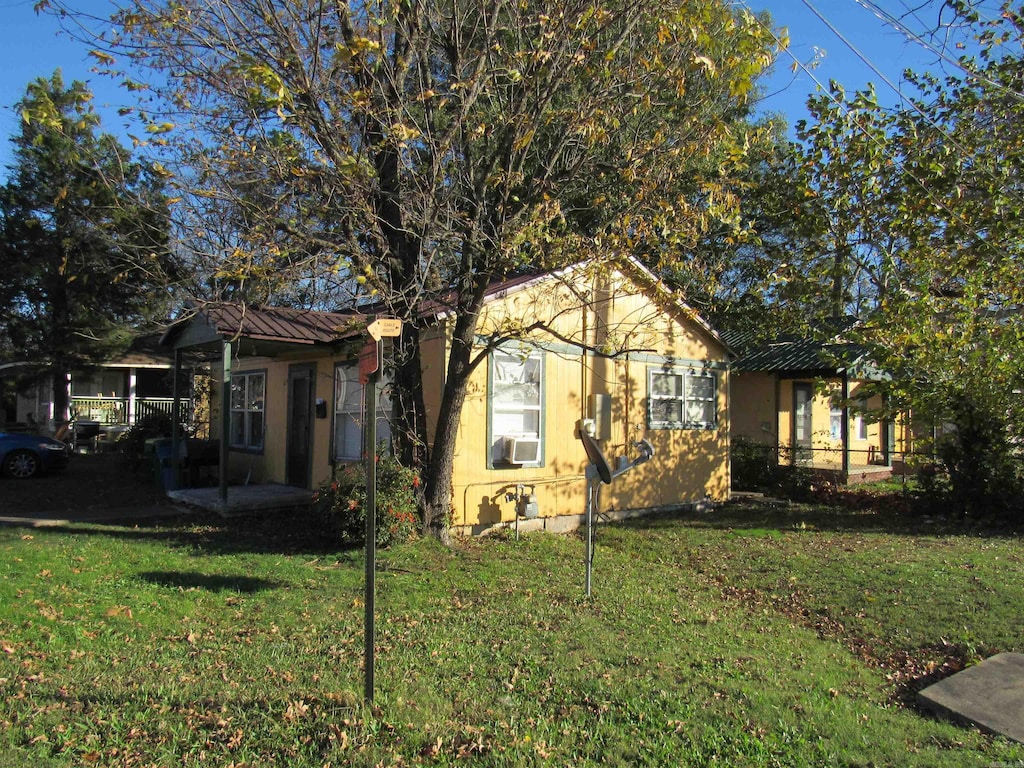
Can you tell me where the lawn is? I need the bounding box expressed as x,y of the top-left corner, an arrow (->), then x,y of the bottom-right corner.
1,498 -> 1022,767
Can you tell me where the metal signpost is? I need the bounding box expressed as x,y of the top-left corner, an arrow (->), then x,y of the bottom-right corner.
362,318 -> 402,704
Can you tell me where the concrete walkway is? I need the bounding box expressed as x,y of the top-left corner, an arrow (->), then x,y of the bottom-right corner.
167,483 -> 314,516
918,652 -> 1024,744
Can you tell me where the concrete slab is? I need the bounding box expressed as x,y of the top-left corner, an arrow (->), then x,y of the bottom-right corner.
917,652 -> 1024,744
167,484 -> 314,516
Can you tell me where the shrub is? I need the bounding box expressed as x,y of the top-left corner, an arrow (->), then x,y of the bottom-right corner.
732,437 -> 816,501
116,412 -> 185,469
313,452 -> 420,548
731,437 -> 778,491
935,396 -> 1024,518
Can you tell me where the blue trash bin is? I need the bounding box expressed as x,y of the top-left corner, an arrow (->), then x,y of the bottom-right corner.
152,438 -> 184,491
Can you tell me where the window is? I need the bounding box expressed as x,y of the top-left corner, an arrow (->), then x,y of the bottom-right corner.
855,397 -> 869,441
648,367 -> 717,429
830,405 -> 843,441
333,364 -> 392,462
230,371 -> 265,450
490,349 -> 543,466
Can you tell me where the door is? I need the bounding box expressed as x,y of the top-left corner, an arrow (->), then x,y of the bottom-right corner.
286,364 -> 316,488
792,383 -> 813,465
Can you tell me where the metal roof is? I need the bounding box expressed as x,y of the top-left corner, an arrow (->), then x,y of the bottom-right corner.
201,304 -> 361,344
161,303 -> 363,353
733,339 -> 863,374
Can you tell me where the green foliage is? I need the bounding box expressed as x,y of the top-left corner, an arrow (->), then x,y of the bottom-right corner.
115,411 -> 175,463
313,452 -> 420,548
730,437 -> 814,500
0,71 -> 175,420
48,0 -> 782,535
934,391 -> 1024,517
754,4 -> 1024,514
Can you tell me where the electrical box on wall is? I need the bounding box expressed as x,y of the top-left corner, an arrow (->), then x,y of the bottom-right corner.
588,394 -> 611,441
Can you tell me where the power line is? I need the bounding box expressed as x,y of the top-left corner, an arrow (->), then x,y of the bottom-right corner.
796,0 -> 1024,216
741,1 -> 1021,274
858,0 -> 1024,104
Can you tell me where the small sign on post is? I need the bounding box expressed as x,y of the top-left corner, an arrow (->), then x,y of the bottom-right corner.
367,317 -> 402,341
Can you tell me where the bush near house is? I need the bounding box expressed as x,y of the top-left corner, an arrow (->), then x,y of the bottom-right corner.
313,452 -> 419,548
731,437 -> 814,499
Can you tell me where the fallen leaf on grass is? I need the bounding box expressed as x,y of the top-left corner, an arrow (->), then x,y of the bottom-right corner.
284,699 -> 310,722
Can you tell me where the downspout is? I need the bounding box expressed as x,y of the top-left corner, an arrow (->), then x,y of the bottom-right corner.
881,391 -> 892,466
581,281 -> 589,423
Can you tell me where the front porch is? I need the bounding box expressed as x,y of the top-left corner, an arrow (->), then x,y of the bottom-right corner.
167,484 -> 314,517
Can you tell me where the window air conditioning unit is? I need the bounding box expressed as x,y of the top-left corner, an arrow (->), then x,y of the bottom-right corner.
503,436 -> 541,464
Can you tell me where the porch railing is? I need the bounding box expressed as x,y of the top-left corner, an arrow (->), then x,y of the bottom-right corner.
71,396 -> 189,426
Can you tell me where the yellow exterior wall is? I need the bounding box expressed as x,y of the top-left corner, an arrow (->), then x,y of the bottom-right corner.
731,376 -> 902,469
212,348 -> 352,488
730,372 -> 777,444
209,265 -> 731,532
449,266 -> 730,531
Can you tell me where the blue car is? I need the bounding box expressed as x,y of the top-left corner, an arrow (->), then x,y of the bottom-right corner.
0,432 -> 71,479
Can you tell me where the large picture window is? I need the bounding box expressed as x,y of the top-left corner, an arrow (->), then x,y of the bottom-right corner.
334,364 -> 392,462
490,349 -> 543,466
230,371 -> 265,450
648,367 -> 717,429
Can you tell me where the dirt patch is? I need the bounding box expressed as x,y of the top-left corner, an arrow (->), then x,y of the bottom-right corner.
0,450 -> 170,519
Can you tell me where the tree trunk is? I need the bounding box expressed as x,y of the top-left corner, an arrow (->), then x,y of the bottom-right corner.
392,326 -> 429,469
420,305 -> 481,544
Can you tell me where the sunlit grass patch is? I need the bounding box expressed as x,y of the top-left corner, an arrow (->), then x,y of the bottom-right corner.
0,505 -> 1021,766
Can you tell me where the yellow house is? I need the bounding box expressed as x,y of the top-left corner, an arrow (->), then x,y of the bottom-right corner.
162,261 -> 732,534
728,333 -> 909,484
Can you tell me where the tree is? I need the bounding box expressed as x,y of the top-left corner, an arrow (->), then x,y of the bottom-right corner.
0,71 -> 174,426
777,2 -> 1024,512
57,0 -> 780,537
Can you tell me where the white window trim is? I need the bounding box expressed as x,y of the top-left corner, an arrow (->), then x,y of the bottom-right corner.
489,348 -> 544,467
855,397 -> 869,441
229,370 -> 266,451
648,367 -> 717,430
333,363 -> 392,462
830,404 -> 844,441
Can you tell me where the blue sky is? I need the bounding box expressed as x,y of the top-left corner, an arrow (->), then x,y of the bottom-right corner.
0,0 -> 974,175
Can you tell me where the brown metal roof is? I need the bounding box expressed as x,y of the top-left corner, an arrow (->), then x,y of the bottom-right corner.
200,304 -> 362,345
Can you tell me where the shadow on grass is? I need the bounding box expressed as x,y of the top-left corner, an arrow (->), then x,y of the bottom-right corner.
7,510 -> 364,558
138,570 -> 281,593
610,496 -> 1024,539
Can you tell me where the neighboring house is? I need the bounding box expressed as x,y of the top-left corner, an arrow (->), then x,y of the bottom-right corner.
726,330 -> 909,484
161,260 -> 732,534
2,335 -> 199,439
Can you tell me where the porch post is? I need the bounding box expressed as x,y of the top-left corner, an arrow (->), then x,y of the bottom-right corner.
171,351 -> 182,489
219,340 -> 232,504
841,371 -> 850,480
127,368 -> 138,425
881,391 -> 892,466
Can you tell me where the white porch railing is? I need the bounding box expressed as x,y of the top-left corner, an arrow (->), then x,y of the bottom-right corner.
71,397 -> 188,425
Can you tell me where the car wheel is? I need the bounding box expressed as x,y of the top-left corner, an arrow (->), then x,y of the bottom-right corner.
3,449 -> 40,479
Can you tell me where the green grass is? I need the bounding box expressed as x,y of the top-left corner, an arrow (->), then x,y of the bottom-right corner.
1,500 -> 1022,767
